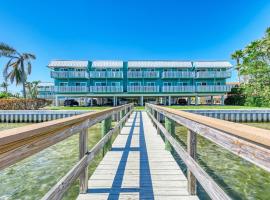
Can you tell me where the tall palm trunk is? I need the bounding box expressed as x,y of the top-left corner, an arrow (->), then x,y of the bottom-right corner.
21,62 -> 27,98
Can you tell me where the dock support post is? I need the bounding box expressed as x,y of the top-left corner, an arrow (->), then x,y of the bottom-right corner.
165,117 -> 175,151
187,129 -> 197,195
79,128 -> 88,193
101,116 -> 112,156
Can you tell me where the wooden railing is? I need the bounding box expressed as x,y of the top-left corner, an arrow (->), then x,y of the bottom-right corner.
0,103 -> 134,200
146,103 -> 270,200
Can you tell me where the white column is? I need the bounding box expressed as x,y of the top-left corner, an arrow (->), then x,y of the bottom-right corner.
221,95 -> 225,105
55,95 -> 59,107
211,96 -> 214,105
84,98 -> 88,106
140,96 -> 144,106
168,96 -> 171,106
113,96 -> 117,106
188,97 -> 191,105
195,96 -> 198,106
90,98 -> 93,106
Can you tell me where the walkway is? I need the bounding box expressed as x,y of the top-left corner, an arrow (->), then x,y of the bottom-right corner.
77,111 -> 199,200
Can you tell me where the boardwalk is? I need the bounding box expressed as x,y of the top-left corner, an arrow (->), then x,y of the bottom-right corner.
77,111 -> 198,200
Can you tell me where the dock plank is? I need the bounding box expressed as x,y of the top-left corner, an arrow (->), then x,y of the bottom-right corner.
77,111 -> 199,200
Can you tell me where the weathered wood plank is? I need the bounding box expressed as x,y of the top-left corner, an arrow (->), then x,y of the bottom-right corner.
187,129 -> 197,195
148,111 -> 230,200
79,128 -> 88,193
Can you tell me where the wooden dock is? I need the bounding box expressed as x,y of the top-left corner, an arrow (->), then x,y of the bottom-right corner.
77,111 -> 199,200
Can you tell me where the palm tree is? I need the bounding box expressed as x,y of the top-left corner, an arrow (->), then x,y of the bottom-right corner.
0,81 -> 9,93
25,80 -> 40,98
0,42 -> 36,98
231,49 -> 243,83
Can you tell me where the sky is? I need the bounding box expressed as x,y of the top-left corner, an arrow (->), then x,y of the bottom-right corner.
0,0 -> 270,92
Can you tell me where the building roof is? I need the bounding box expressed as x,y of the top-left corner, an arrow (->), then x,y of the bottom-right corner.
92,60 -> 124,68
128,61 -> 192,68
193,61 -> 232,68
48,60 -> 89,68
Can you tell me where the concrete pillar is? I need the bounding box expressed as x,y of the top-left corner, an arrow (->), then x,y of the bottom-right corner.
188,97 -> 191,105
168,96 -> 171,106
140,96 -> 144,106
113,96 -> 117,106
211,96 -> 214,105
195,96 -> 199,106
90,98 -> 93,106
84,98 -> 88,106
221,95 -> 225,105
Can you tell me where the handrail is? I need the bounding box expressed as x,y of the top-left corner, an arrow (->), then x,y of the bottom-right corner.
0,104 -> 133,170
146,103 -> 270,199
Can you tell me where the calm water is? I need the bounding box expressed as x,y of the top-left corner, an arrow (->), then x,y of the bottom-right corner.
0,122 -> 269,200
173,122 -> 270,200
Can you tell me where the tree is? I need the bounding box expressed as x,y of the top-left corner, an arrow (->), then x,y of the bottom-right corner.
231,49 -> 243,83
0,81 -> 9,93
0,42 -> 36,98
25,81 -> 40,99
231,27 -> 270,107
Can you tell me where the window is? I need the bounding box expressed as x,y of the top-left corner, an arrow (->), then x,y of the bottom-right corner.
111,82 -> 120,86
163,82 -> 172,86
59,68 -> 68,71
216,82 -> 221,85
146,82 -> 155,86
177,82 -> 188,86
75,82 -> 86,86
59,82 -> 68,86
130,82 -> 141,86
196,82 -> 207,86
95,82 -> 106,86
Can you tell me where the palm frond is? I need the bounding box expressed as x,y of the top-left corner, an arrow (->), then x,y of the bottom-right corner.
0,42 -> 17,57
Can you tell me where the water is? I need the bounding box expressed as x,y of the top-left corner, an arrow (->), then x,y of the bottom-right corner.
0,123 -> 119,200
173,122 -> 270,200
0,122 -> 269,200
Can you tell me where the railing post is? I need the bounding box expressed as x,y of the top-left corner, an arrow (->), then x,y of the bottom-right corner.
101,116 -> 112,156
79,128 -> 88,193
187,129 -> 197,195
156,111 -> 161,135
165,116 -> 175,151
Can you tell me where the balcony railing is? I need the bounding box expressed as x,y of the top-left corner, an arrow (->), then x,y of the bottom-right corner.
127,86 -> 159,93
128,71 -> 159,78
89,71 -> 123,78
196,71 -> 231,78
196,85 -> 232,92
37,94 -> 54,99
162,86 -> 195,93
162,71 -> 195,78
55,86 -> 89,93
37,86 -> 54,92
89,86 -> 123,93
51,71 -> 89,79
106,71 -> 123,78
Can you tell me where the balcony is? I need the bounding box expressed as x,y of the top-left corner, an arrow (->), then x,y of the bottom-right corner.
89,86 -> 123,93
89,71 -> 123,78
128,71 -> 159,78
127,86 -> 159,93
89,71 -> 106,78
196,71 -> 231,78
55,86 -> 89,93
37,86 -> 54,92
127,71 -> 143,78
51,71 -> 88,79
162,71 -> 195,78
37,94 -> 54,99
106,71 -> 123,78
162,86 -> 195,93
196,85 -> 232,92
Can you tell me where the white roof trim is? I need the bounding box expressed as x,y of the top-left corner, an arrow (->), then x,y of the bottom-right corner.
48,60 -> 89,68
92,60 -> 123,68
193,61 -> 232,68
128,61 -> 192,68
38,82 -> 54,87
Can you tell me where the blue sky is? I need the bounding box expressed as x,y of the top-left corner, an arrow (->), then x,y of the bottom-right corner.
1,0 -> 270,92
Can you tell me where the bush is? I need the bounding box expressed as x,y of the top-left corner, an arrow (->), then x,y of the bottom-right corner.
225,87 -> 246,106
0,98 -> 52,110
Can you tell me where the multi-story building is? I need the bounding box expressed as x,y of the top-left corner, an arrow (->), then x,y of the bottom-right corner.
37,82 -> 55,103
47,60 -> 232,106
